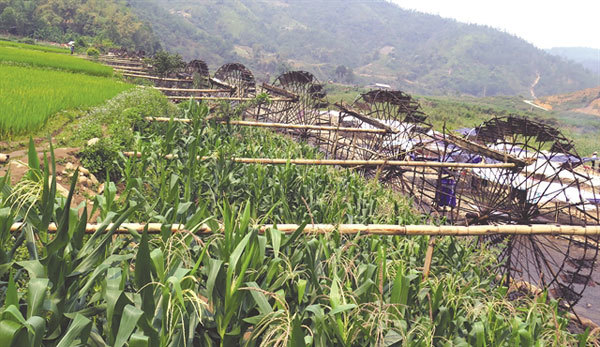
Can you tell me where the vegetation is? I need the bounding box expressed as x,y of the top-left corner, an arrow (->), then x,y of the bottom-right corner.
145,50 -> 185,77
130,0 -> 596,96
0,39 -> 144,139
0,96 -> 591,345
0,41 -> 113,76
0,0 -> 160,52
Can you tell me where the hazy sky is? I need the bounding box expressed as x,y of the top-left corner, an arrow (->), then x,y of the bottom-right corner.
390,0 -> 600,49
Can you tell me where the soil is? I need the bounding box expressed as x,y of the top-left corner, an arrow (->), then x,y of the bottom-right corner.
0,146 -> 100,214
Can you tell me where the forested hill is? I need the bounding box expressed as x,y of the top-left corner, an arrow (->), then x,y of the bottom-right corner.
0,0 -> 160,52
128,0 -> 596,97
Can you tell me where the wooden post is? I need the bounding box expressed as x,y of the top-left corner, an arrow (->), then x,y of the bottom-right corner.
422,236 -> 436,280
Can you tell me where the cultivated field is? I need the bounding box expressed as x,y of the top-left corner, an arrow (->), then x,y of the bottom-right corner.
0,41 -> 113,76
0,65 -> 131,137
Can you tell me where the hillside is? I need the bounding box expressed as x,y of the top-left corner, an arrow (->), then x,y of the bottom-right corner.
128,0 -> 597,96
536,86 -> 600,117
547,47 -> 600,76
0,0 -> 160,52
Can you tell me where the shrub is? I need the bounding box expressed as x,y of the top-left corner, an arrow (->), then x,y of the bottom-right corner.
86,47 -> 100,57
78,138 -> 122,180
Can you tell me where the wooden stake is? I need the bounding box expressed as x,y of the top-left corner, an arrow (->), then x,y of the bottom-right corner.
422,236 -> 436,280
9,222 -> 600,236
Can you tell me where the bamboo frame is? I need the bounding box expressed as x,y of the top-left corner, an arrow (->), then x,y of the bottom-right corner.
9,222 -> 600,236
145,117 -> 388,134
0,153 -> 9,163
121,152 -> 517,169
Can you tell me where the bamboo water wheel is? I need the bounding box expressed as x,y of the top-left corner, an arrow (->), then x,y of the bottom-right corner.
183,60 -> 210,88
213,63 -> 256,98
259,71 -> 326,139
450,115 -> 600,307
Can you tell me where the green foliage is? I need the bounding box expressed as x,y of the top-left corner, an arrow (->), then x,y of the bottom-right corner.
0,0 -> 160,53
0,64 -> 131,138
78,138 -> 122,180
145,50 -> 185,76
86,47 -> 99,57
0,99 -> 593,345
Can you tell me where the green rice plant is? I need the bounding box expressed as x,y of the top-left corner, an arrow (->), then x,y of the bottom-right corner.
0,65 -> 132,138
0,45 -> 113,76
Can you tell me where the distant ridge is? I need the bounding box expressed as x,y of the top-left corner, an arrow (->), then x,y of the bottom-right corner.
128,0 -> 598,96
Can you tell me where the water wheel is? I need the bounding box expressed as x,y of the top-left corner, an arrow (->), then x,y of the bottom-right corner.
213,63 -> 256,98
259,71 -> 327,139
183,60 -> 210,88
453,115 -> 600,307
331,90 -> 428,161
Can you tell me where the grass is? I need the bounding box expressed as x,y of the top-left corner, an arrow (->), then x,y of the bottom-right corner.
0,44 -> 113,77
0,65 -> 132,138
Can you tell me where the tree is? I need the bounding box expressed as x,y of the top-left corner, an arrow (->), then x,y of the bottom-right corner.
147,50 -> 185,77
0,6 -> 18,33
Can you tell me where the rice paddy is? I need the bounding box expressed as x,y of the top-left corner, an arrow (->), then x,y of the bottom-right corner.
0,64 -> 132,138
0,43 -> 113,77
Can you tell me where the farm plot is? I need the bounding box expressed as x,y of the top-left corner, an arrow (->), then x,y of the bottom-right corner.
0,42 -> 114,76
0,65 -> 131,138
0,100 -> 588,345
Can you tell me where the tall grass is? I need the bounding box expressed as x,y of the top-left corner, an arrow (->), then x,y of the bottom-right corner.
0,65 -> 132,138
0,45 -> 113,77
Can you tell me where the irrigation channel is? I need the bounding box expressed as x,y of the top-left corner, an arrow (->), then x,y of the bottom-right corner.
95,52 -> 600,323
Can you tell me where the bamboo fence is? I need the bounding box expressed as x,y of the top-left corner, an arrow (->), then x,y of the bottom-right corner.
8,222 -> 600,236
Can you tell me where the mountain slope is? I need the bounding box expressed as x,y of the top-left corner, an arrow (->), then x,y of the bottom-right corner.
546,47 -> 600,76
128,0 -> 597,96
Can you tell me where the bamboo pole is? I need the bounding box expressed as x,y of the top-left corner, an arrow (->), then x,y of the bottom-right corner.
121,152 -> 517,168
145,117 -> 388,133
335,101 -> 397,133
261,83 -> 299,99
442,131 -> 532,168
153,87 -> 232,93
122,73 -> 193,82
167,96 -> 296,102
9,223 -> 600,236
110,65 -> 148,71
0,153 -> 9,163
